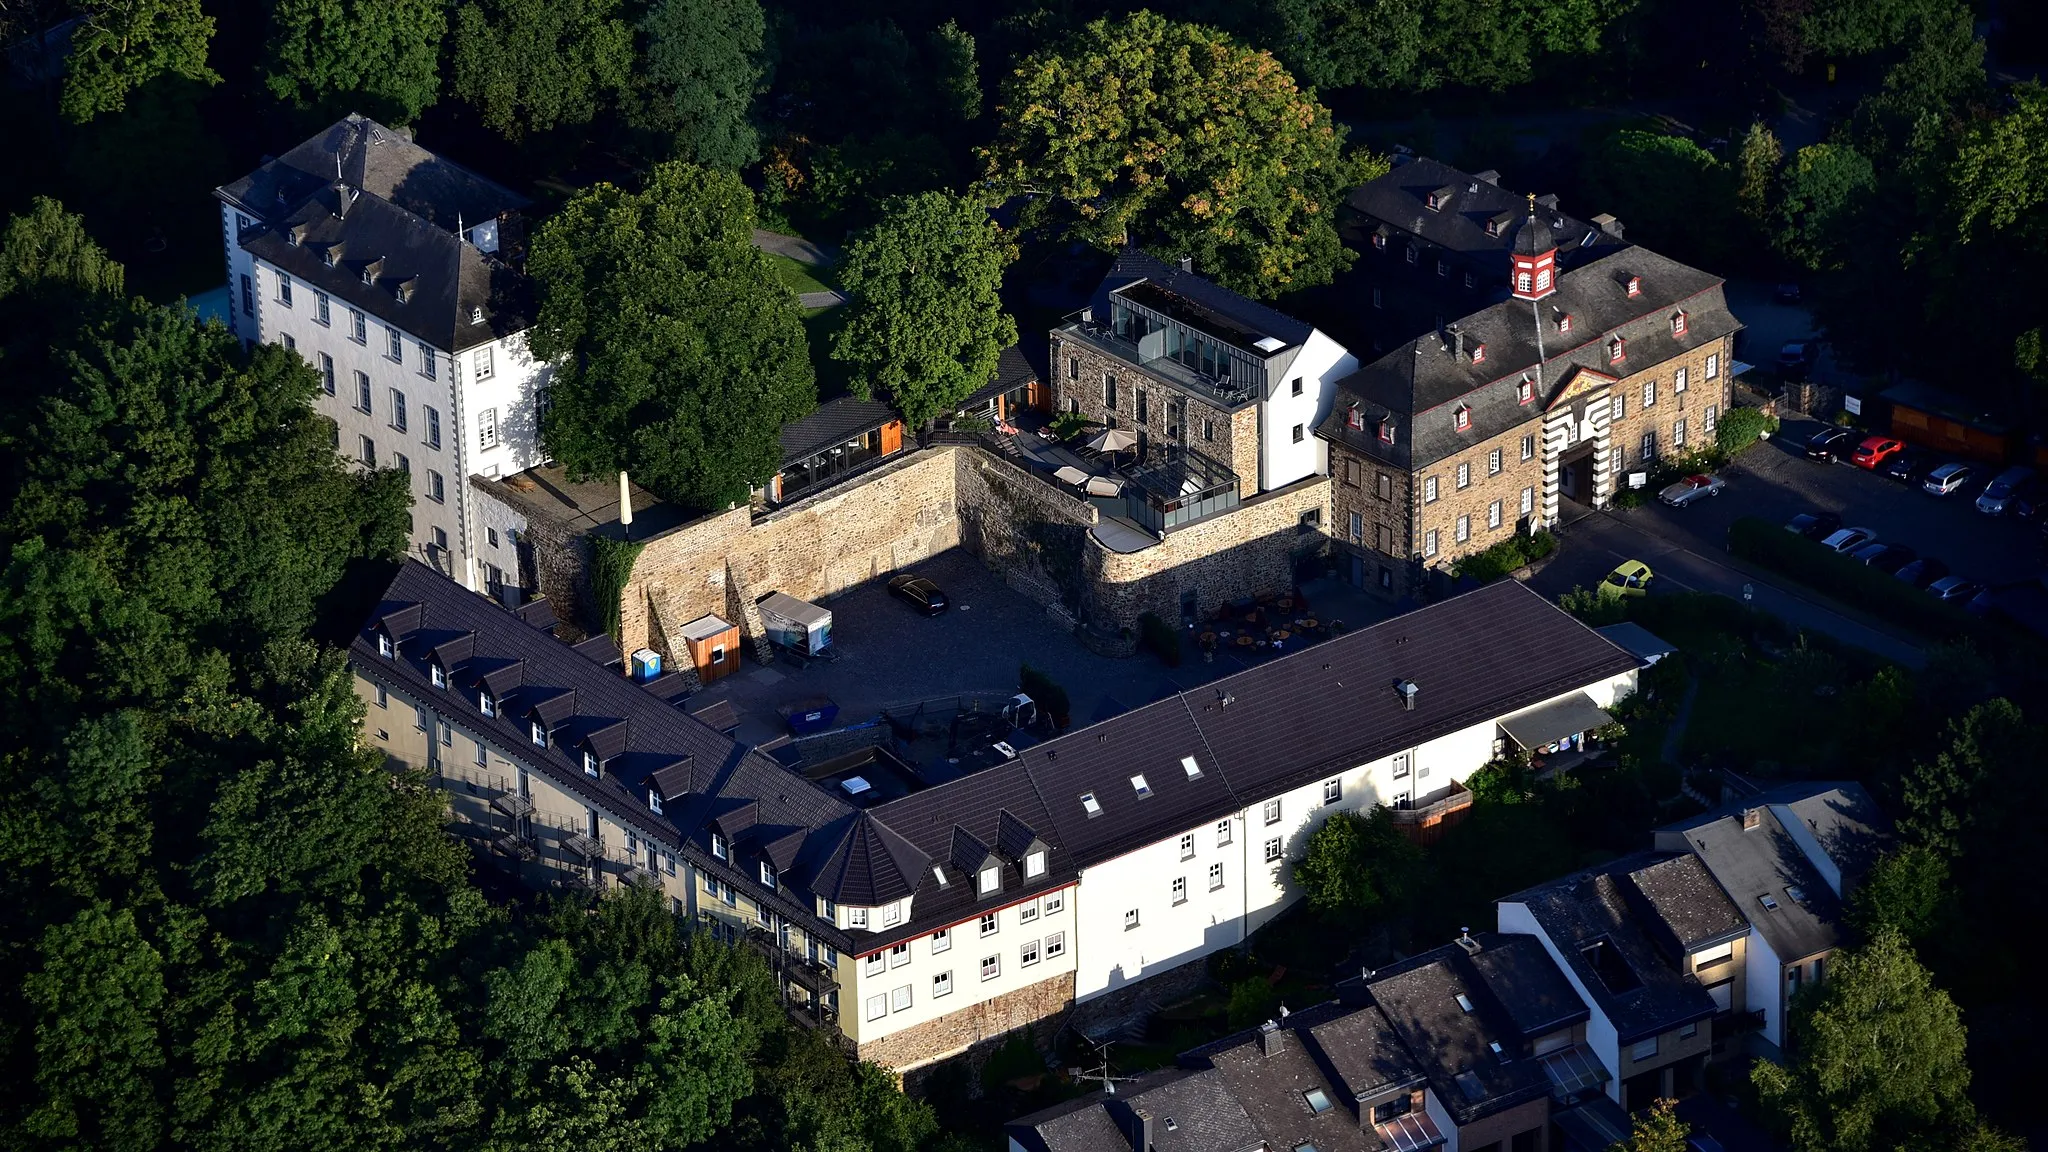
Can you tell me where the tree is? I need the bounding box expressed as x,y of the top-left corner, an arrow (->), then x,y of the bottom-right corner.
1849,4 -> 1986,164
261,0 -> 447,123
927,19 -> 982,123
1579,130 -> 1736,268
634,0 -> 767,169
1752,932 -> 1976,1152
60,0 -> 218,122
1849,845 -> 1947,942
1801,0 -> 1955,59
451,0 -> 633,140
1188,0 -> 1426,92
984,10 -> 1371,298
1292,807 -> 1422,919
1898,698 -> 2036,859
1734,122 -> 1783,227
1775,142 -> 1876,271
1614,1097 -> 1690,1152
527,162 -> 814,511
831,193 -> 1018,428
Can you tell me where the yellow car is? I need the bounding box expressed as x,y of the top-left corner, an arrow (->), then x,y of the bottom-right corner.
1601,560 -> 1654,598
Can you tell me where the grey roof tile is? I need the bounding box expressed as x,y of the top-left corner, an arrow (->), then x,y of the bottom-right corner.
1092,248 -> 1314,350
1364,945 -> 1553,1125
778,396 -> 901,464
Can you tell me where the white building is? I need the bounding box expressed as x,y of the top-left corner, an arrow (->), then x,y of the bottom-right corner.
216,114 -> 550,593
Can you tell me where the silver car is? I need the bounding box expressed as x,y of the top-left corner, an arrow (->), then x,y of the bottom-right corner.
1821,527 -> 1879,554
1658,473 -> 1726,507
1975,466 -> 2034,515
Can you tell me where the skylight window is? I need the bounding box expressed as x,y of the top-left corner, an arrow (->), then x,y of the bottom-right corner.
1455,994 -> 1474,1013
1130,774 -> 1152,798
932,865 -> 949,888
1786,885 -> 1806,905
1182,756 -> 1203,780
1081,792 -> 1101,816
1303,1088 -> 1333,1114
1490,1041 -> 1507,1060
1759,893 -> 1780,911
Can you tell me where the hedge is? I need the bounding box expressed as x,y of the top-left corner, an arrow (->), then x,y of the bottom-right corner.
1454,529 -> 1558,585
1137,611 -> 1183,666
1724,516 -> 1984,643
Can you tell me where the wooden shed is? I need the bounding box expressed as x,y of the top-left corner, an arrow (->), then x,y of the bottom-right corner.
678,613 -> 741,685
1882,382 -> 2011,463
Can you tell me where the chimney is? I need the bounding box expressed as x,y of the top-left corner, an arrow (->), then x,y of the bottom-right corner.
1259,1019 -> 1286,1056
1109,1102 -> 1153,1152
1741,808 -> 1761,830
1178,255 -> 1194,274
1397,680 -> 1419,710
619,472 -> 634,533
1450,326 -> 1465,360
1457,927 -> 1480,954
1080,306 -> 1093,324
1591,212 -> 1624,239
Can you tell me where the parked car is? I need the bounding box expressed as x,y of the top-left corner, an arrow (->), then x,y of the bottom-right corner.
1929,576 -> 1985,604
1975,465 -> 2036,515
2008,476 -> 2048,520
1820,527 -> 1878,554
1967,586 -> 1999,616
1774,283 -> 1803,304
1805,428 -> 1851,462
886,574 -> 950,616
1895,557 -> 1950,589
1851,436 -> 1905,470
1882,447 -> 1939,485
1923,463 -> 1975,496
1601,560 -> 1655,598
1658,473 -> 1726,507
1780,342 -> 1818,381
1785,511 -> 1842,539
1852,542 -> 1917,574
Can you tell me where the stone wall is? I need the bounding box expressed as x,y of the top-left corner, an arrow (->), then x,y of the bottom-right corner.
858,970 -> 1077,1073
1607,334 -> 1737,470
1090,477 -> 1332,627
1330,446 -> 1417,600
1051,334 -> 1257,498
953,449 -> 1099,625
1415,421 -> 1537,565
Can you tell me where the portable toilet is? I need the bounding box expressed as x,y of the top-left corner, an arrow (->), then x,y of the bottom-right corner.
680,613 -> 741,685
630,648 -> 663,682
757,592 -> 833,655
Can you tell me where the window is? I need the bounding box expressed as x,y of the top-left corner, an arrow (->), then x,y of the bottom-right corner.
1680,1022 -> 1699,1039
1209,862 -> 1224,890
1454,408 -> 1471,433
1289,376 -> 1304,398
385,327 -> 402,361
1704,404 -> 1718,436
1486,448 -> 1502,476
978,866 -> 999,895
864,994 -> 887,1022
931,927 -> 951,953
282,333 -> 295,352
1409,246 -> 1421,265
1437,258 -> 1449,277
1323,778 -> 1342,805
374,682 -> 388,707
1558,313 -> 1573,334
1202,417 -> 1215,442
432,527 -> 447,554
1350,511 -> 1363,542
419,343 -> 436,380
1043,891 -> 1064,916
1424,476 -> 1439,503
1758,892 -> 1780,912
240,274 -> 253,314
1672,311 -> 1688,336
1123,908 -> 1141,930
1103,373 -> 1117,410
890,942 -> 910,968
1019,901 -> 1038,924
1706,353 -> 1720,379
359,436 -> 376,467
317,353 -> 335,394
1611,396 -> 1625,421
1642,380 -> 1657,408
1517,271 -> 1532,292
479,690 -> 496,716
1536,268 -> 1553,291
528,718 -> 548,747
1372,287 -> 1383,309
488,527 -> 500,548
314,292 -> 330,326
1521,486 -> 1535,516
1693,942 -> 1734,969
427,470 -> 444,503
473,739 -> 486,766
350,309 -> 366,343
478,408 -> 499,450
1674,418 -> 1688,449
389,389 -> 408,432
1374,1098 -> 1411,1124
1292,423 -> 1304,444
1521,433 -> 1536,461
1171,877 -> 1187,905
1488,500 -> 1503,529
276,273 -> 293,307
475,346 -> 495,381
1067,356 -> 1078,380
1455,515 -> 1471,543
1377,471 -> 1394,500
1304,1088 -> 1333,1115
1641,430 -> 1658,461
1080,792 -> 1101,817
1631,1037 -> 1659,1060
1021,938 -> 1042,966
1180,833 -> 1195,860
1424,529 -> 1439,557
710,833 -> 726,859
1130,774 -> 1151,799
1025,849 -> 1046,877
933,971 -> 953,997
1217,819 -> 1233,847
355,371 -> 372,413
1264,837 -> 1282,863
1379,419 -> 1395,445
1471,343 -> 1486,363
1518,378 -> 1534,405
1392,752 -> 1412,779
1626,275 -> 1641,297
980,912 -> 998,936
847,906 -> 868,928
583,750 -> 600,777
425,406 -> 441,449
1674,366 -> 1689,393
758,861 -> 777,889
1263,799 -> 1282,825
1047,931 -> 1071,960
981,955 -> 1000,980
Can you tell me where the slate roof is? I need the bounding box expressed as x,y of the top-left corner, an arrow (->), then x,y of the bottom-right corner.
1365,943 -> 1554,1126
778,396 -> 900,464
1342,157 -> 1624,286
1006,1067 -> 1264,1152
1197,1025 -> 1380,1152
1504,854 -> 1720,1044
218,115 -> 532,353
1463,932 -> 1590,1039
1660,797 -> 1857,963
1092,248 -> 1315,351
1318,246 -> 1740,471
1308,1003 -> 1427,1101
957,343 -> 1040,411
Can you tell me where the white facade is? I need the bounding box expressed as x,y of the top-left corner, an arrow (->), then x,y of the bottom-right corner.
218,204 -> 550,593
1744,927 -> 1785,1049
1497,899 -> 1623,1101
1262,330 -> 1359,491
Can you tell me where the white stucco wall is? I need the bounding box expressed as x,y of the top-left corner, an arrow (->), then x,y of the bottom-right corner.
1262,331 -> 1358,492
1498,900 -> 1622,1101
1424,1086 -> 1460,1152
1745,928 -> 1785,1049
841,885 -> 1078,1046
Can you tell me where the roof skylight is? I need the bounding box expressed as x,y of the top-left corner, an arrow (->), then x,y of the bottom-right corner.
1131,774 -> 1152,798
1182,756 -> 1203,780
1080,792 -> 1101,816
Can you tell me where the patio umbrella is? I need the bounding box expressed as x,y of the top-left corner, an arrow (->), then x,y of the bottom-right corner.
1084,427 -> 1140,466
1053,465 -> 1090,487
1084,476 -> 1122,497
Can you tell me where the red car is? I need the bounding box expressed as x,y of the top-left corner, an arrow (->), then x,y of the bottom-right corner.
1852,437 -> 1905,470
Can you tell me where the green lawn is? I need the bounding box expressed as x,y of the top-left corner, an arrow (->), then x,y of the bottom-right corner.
765,251 -> 834,297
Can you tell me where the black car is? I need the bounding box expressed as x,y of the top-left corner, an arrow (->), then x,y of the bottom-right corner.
1882,447 -> 1939,486
887,574 -> 950,616
1852,542 -> 1917,575
1785,511 -> 1842,540
2008,476 -> 2048,520
1805,428 -> 1851,462
1894,557 -> 1950,589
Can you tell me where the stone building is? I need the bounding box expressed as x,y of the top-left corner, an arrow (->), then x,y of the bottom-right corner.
1315,159 -> 1741,599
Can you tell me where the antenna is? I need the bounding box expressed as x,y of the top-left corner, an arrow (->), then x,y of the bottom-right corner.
1075,1038 -> 1140,1096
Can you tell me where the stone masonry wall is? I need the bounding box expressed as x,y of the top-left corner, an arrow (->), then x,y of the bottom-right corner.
1608,334 -> 1736,471
1090,477 -> 1332,627
953,449 -> 1099,625
1051,335 -> 1256,498
1329,446 -> 1417,600
859,970 -> 1077,1073
1415,420 -> 1539,567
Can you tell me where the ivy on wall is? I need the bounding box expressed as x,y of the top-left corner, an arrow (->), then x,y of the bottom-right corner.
588,534 -> 646,643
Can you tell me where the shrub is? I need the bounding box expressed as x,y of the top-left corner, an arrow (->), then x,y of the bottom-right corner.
1049,411 -> 1092,440
1137,611 -> 1183,666
1019,663 -> 1071,728
1559,585 -> 1628,624
1715,406 -> 1780,454
1725,516 -> 1984,642
1454,530 -> 1557,585
1225,977 -> 1280,1030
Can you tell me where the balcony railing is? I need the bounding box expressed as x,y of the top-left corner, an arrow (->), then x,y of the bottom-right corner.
1058,317 -> 1260,409
1388,780 -> 1474,825
1714,1008 -> 1768,1037
560,830 -> 601,864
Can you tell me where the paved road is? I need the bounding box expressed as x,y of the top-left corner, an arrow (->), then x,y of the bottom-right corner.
797,289 -> 847,309
751,228 -> 836,268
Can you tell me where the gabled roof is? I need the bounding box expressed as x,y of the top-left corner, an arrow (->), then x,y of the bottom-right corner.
1342,157 -> 1623,283
1463,931 -> 1590,1039
1658,785 -> 1876,962
1365,943 -> 1553,1125
1092,248 -> 1314,352
957,343 -> 1040,411
1623,854 -> 1748,953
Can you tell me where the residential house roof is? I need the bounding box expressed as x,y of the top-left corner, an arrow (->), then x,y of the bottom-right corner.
957,343 -> 1040,412
1657,789 -> 1870,964
1365,942 -> 1554,1126
219,114 -> 532,353
778,396 -> 900,465
1007,1066 -> 1266,1152
1462,932 -> 1590,1039
1091,248 -> 1315,352
1623,854 -> 1750,952
1342,157 -> 1625,285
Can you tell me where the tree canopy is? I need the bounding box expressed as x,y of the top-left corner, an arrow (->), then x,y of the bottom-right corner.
1614,1097 -> 1690,1152
983,10 -> 1372,299
261,0 -> 448,123
632,0 -> 769,169
831,192 -> 1018,428
1291,807 -> 1422,920
450,0 -> 634,140
528,162 -> 814,511
60,0 -> 218,122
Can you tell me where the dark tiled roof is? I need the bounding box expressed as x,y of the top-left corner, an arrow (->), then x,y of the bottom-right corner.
1318,247 -> 1739,471
1343,157 -> 1623,286
1306,1003 -> 1427,1101
1624,854 -> 1748,952
777,396 -> 900,464
1007,1067 -> 1266,1152
219,115 -> 533,353
1195,1026 -> 1379,1152
1661,797 -> 1855,963
1504,854 -> 1719,1044
1464,932 -> 1590,1039
958,343 -> 1039,411
1092,248 -> 1314,350
1365,944 -> 1553,1126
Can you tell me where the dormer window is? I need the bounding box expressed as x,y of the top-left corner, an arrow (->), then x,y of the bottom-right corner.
479,690 -> 496,717
377,632 -> 393,657
1609,337 -> 1627,364
846,906 -> 868,928
1405,245 -> 1419,265
978,865 -> 1000,895
1426,187 -> 1452,211
1518,377 -> 1534,405
1454,406 -> 1472,432
1026,850 -> 1046,877
1379,417 -> 1396,444
430,662 -> 446,688
1557,313 -> 1573,334
530,720 -> 547,748
760,861 -> 777,890
1671,311 -> 1688,336
470,306 -> 485,324
1626,275 -> 1641,298
1373,232 -> 1387,251
1346,405 -> 1363,431
648,789 -> 662,814
1469,343 -> 1486,364
1437,259 -> 1449,278
819,897 -> 836,919
711,833 -> 726,860
583,751 -> 600,777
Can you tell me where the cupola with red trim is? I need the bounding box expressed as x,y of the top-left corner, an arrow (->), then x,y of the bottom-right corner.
1509,194 -> 1558,302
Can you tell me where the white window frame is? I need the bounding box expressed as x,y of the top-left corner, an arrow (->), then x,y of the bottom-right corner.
1123,908 -> 1141,930
1025,850 -> 1046,877
1488,500 -> 1503,530
864,994 -> 887,1021
1323,778 -> 1342,805
981,954 -> 1001,981
1392,751 -> 1412,779
1045,932 -> 1066,959
478,407 -> 499,450
1019,901 -> 1039,924
980,913 -> 998,937
931,927 -> 951,953
978,865 -> 1000,895
891,984 -> 912,1012
933,971 -> 953,997
1021,939 -> 1041,967
1209,862 -> 1225,891
1171,877 -> 1187,905
1264,838 -> 1283,863
1263,799 -> 1282,825
890,942 -> 910,968
865,952 -> 886,977
1042,892 -> 1065,916
1180,833 -> 1195,860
